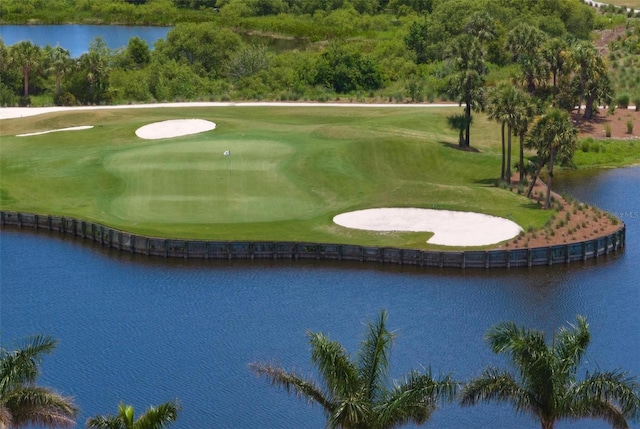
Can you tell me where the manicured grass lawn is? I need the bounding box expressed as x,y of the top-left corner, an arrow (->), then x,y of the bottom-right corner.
0,106 -> 553,249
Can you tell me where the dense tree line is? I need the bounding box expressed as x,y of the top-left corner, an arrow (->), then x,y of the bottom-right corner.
0,0 -> 617,107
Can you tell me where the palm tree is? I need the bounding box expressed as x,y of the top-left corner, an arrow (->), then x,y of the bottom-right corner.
486,83 -> 516,182
10,40 -> 42,98
86,401 -> 180,429
45,45 -> 72,97
250,310 -> 457,429
447,113 -> 471,147
511,89 -> 536,183
0,335 -> 78,428
541,38 -> 570,96
446,34 -> 486,148
524,108 -> 577,208
507,24 -> 548,94
461,316 -> 640,429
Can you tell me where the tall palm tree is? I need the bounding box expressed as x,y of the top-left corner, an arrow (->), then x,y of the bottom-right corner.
541,38 -> 570,96
86,401 -> 180,429
446,34 -> 486,148
524,108 -> 577,208
511,89 -> 536,183
569,41 -> 612,120
461,316 -> 640,429
486,82 -> 517,182
507,23 -> 548,94
0,335 -> 78,428
45,45 -> 72,97
250,310 -> 457,429
10,40 -> 42,97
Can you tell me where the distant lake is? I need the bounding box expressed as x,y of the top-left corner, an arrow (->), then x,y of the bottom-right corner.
0,24 -> 171,57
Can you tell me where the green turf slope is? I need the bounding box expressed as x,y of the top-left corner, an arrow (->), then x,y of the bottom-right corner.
0,106 -> 553,249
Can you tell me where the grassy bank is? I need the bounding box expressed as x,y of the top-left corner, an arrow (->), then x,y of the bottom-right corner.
1,106 -> 555,249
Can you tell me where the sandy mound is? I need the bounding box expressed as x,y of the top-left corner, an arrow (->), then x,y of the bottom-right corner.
17,125 -> 93,137
333,208 -> 523,247
135,119 -> 216,140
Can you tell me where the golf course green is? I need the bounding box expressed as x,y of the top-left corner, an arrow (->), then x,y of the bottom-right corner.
0,105 -> 554,249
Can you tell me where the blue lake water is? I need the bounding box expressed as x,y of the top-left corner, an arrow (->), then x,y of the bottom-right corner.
1,166 -> 639,429
0,25 -> 171,57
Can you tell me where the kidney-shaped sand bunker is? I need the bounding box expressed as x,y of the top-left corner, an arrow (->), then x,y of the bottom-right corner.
135,119 -> 216,140
333,208 -> 523,247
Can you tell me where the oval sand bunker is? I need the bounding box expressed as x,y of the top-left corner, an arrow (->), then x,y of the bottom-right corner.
135,119 -> 216,140
333,208 -> 523,247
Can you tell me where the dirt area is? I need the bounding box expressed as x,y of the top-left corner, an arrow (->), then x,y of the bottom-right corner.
574,107 -> 640,140
502,176 -> 623,249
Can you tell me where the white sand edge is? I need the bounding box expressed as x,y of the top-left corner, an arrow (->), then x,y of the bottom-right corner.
135,119 -> 216,140
333,208 -> 523,247
16,125 -> 94,137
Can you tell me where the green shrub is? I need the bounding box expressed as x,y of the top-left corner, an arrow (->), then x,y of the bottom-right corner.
580,140 -> 591,152
627,121 -> 634,134
617,94 -> 630,108
605,124 -> 612,138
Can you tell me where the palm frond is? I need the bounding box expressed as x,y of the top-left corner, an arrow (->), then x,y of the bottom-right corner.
86,414 -> 127,429
133,400 -> 180,429
358,310 -> 393,403
0,405 -> 12,429
3,386 -> 77,428
486,321 -> 554,402
249,362 -> 334,412
0,335 -> 57,393
461,368 -> 539,416
553,316 -> 590,378
328,398 -> 371,429
378,369 -> 457,427
571,370 -> 640,420
308,331 -> 360,399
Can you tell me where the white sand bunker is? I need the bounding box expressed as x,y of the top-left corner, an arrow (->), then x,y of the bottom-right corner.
17,125 -> 93,137
333,208 -> 523,247
135,119 -> 216,140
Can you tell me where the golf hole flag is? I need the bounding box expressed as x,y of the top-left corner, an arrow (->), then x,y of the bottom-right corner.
223,150 -> 230,156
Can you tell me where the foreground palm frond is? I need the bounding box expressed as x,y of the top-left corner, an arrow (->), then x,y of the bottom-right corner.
250,310 -> 457,429
0,335 -> 78,429
461,316 -> 640,429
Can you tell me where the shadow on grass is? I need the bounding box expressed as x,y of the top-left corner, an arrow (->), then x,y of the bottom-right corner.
474,177 -> 499,186
438,140 -> 481,153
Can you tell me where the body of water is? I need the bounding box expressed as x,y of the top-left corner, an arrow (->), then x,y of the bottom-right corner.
1,166 -> 639,429
0,25 -> 171,57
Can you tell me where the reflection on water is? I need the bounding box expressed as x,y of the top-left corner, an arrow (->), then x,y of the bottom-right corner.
1,166 -> 639,429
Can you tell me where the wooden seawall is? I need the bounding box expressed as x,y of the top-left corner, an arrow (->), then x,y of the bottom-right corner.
0,211 -> 625,269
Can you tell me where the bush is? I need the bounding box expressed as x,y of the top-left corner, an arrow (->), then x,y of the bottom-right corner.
605,124 -> 612,137
634,97 -> 640,111
54,92 -> 77,106
18,96 -> 31,107
617,94 -> 630,108
627,121 -> 634,134
580,140 -> 591,152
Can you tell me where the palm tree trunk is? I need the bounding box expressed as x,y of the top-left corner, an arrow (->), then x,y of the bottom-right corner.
464,103 -> 471,147
501,122 -> 506,180
23,69 -> 30,97
506,125 -> 513,184
526,161 -> 545,198
519,132 -> 525,183
545,149 -> 555,209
